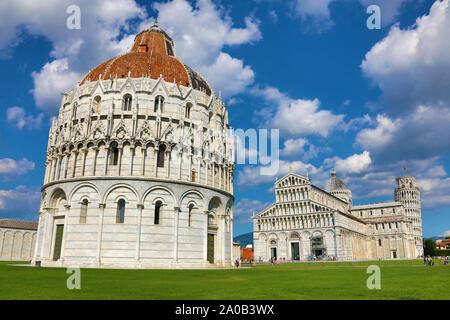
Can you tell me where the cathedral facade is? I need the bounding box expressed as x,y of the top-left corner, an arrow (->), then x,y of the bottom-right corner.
32,24 -> 235,269
253,170 -> 423,262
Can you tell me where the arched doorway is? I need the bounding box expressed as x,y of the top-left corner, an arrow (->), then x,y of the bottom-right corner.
49,189 -> 67,261
311,234 -> 326,258
269,239 -> 277,260
207,197 -> 222,264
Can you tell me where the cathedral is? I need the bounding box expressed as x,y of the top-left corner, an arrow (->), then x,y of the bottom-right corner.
32,23 -> 235,269
253,169 -> 423,262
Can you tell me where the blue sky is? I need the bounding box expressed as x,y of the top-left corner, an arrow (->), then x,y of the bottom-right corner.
1,0 -> 450,239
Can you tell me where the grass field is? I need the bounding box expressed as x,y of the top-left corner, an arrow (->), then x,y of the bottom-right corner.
0,260 -> 449,300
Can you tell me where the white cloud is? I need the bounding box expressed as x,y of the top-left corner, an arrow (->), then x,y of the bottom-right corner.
151,0 -> 261,98
236,159 -> 320,189
0,158 -> 35,180
356,106 -> 450,162
329,151 -> 372,174
355,114 -> 400,151
253,86 -> 344,138
7,106 -> 43,130
234,198 -> 271,223
440,230 -> 450,237
0,186 -> 41,220
292,0 -> 410,33
362,0 -> 450,116
31,59 -> 81,112
0,0 -> 145,113
1,0 -> 259,113
359,0 -> 412,27
272,98 -> 344,137
200,52 -> 255,97
293,0 -> 335,33
281,138 -> 319,160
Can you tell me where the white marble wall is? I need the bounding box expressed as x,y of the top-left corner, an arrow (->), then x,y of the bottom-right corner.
0,227 -> 37,261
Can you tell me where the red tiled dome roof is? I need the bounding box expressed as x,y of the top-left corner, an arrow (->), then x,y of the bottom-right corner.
80,24 -> 212,96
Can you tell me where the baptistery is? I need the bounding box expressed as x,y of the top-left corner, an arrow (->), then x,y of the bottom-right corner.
32,23 -> 235,269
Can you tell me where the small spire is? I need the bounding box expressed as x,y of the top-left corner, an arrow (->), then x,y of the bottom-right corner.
290,166 -> 293,174
331,167 -> 336,176
153,19 -> 158,27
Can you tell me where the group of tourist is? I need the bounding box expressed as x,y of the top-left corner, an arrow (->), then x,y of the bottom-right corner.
235,258 -> 255,268
424,255 -> 450,266
270,257 -> 286,265
424,256 -> 434,266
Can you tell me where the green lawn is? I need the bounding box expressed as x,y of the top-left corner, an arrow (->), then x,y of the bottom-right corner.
0,260 -> 448,300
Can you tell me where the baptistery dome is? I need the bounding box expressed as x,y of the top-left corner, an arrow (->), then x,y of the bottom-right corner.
33,24 -> 235,269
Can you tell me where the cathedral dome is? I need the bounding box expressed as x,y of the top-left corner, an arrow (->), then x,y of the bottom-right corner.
80,23 -> 213,96
324,169 -> 352,204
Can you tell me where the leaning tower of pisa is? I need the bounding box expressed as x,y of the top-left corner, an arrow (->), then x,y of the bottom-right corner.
395,176 -> 423,257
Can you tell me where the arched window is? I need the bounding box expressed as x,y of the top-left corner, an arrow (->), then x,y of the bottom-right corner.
154,96 -> 164,113
185,103 -> 192,119
122,94 -> 132,111
80,199 -> 88,223
116,199 -> 125,223
157,145 -> 166,168
208,112 -> 213,124
378,239 -> 382,246
155,201 -> 162,225
94,96 -> 101,113
188,204 -> 194,227
110,144 -> 119,166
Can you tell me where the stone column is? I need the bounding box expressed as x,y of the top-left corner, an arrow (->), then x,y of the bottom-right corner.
135,204 -> 143,262
71,151 -> 78,178
104,147 -> 110,176
173,206 -> 181,262
178,151 -> 183,180
40,211 -> 49,259
166,150 -> 171,179
141,148 -> 146,176
91,147 -> 99,176
96,203 -> 106,266
81,148 -> 88,177
203,210 -> 209,261
60,204 -> 71,263
129,147 -> 135,176
117,147 -> 123,176
154,146 -> 159,177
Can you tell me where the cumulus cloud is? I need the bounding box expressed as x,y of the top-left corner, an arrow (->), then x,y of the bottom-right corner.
7,106 -> 43,130
281,138 -> 319,161
327,151 -> 372,174
234,198 -> 271,223
0,186 -> 41,220
236,159 -> 320,189
151,0 -> 261,98
356,107 -> 450,162
1,0 -> 260,112
292,0 -> 410,33
0,158 -> 35,180
0,0 -> 145,113
31,59 -> 82,111
292,0 -> 335,33
252,86 -> 344,138
362,0 -> 450,116
359,0 -> 412,27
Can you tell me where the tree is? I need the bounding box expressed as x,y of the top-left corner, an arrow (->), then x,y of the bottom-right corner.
423,239 -> 436,257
